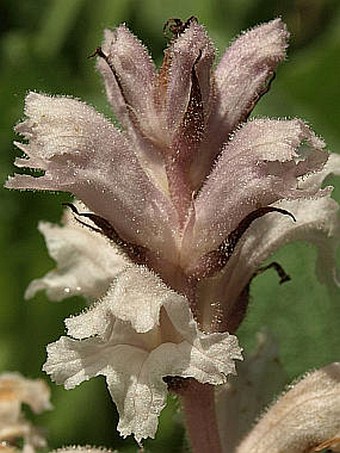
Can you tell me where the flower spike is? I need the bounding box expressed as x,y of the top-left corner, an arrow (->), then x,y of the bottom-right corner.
7,17 -> 340,449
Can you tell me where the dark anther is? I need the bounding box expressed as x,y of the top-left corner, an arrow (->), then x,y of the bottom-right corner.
63,203 -> 147,264
254,261 -> 291,284
87,47 -> 107,60
220,206 -> 296,261
163,16 -> 198,39
191,206 -> 296,279
63,203 -> 125,246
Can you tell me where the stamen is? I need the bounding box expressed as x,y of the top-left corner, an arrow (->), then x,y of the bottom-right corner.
220,206 -> 296,261
190,206 -> 296,279
254,261 -> 291,284
63,203 -> 146,263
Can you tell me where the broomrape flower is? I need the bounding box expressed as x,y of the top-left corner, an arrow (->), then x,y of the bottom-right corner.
6,16 -> 340,450
0,373 -> 51,453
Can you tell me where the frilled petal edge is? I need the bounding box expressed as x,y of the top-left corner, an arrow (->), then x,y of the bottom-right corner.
184,118 -> 328,263
221,152 -> 340,304
25,212 -> 129,302
6,92 -> 179,259
44,265 -> 242,443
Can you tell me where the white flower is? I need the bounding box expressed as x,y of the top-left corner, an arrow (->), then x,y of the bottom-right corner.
43,265 -> 242,442
7,18 -> 339,334
25,206 -> 129,301
0,373 -> 52,452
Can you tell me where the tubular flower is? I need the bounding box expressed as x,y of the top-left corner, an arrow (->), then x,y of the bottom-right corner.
0,373 -> 52,453
43,265 -> 241,442
6,17 -> 340,444
25,204 -> 129,302
235,362 -> 340,453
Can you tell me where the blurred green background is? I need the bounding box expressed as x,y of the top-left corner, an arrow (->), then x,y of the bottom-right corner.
0,0 -> 339,451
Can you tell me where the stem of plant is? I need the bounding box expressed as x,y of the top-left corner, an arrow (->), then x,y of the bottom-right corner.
180,380 -> 222,453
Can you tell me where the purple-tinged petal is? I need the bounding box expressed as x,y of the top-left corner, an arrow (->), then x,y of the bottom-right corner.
6,92 -> 179,258
159,20 -> 215,137
193,19 -> 289,186
215,18 -> 288,137
97,25 -> 156,130
194,153 -> 340,332
183,119 -> 328,263
155,21 -> 215,220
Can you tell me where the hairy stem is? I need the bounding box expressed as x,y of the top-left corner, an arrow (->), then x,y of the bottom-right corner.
180,380 -> 222,453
